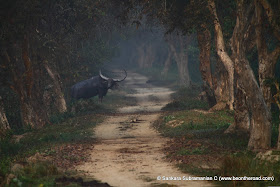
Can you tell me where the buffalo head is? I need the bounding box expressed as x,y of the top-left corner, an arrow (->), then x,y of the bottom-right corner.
99,69 -> 127,89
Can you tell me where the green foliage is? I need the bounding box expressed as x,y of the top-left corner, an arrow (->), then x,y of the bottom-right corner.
177,164 -> 216,177
0,138 -> 23,157
156,87 -> 278,187
177,147 -> 209,156
163,99 -> 209,111
49,112 -> 75,124
160,121 -> 231,138
0,157 -> 11,177
8,162 -> 59,186
162,87 -> 209,111
0,114 -> 102,177
219,153 -> 280,187
163,115 -> 175,122
155,110 -> 234,138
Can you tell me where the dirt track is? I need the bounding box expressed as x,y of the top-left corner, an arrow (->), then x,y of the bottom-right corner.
76,72 -> 213,187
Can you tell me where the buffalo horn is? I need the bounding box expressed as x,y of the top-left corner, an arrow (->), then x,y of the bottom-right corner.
99,70 -> 109,80
113,69 -> 127,82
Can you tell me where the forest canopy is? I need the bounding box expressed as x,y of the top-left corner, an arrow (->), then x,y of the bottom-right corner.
0,0 -> 279,152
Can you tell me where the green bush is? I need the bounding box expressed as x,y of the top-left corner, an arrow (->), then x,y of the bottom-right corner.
162,87 -> 209,111
220,153 -> 280,187
8,162 -> 59,186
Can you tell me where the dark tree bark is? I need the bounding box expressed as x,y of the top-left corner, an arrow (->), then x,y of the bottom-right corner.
230,0 -> 271,150
273,81 -> 280,149
197,24 -> 216,107
197,24 -> 213,88
213,58 -> 230,108
207,0 -> 234,110
43,61 -> 67,114
226,79 -> 250,133
1,37 -> 50,128
255,0 -> 280,111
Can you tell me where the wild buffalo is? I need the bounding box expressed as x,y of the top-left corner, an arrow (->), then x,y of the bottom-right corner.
71,69 -> 127,102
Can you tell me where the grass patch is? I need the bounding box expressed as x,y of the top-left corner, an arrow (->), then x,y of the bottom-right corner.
177,164 -> 217,177
139,175 -> 155,182
49,111 -> 75,124
162,87 -> 209,111
156,89 -> 280,187
218,152 -> 280,187
0,114 -> 102,182
176,146 -> 209,156
155,110 -> 233,138
21,114 -> 101,146
9,161 -> 60,186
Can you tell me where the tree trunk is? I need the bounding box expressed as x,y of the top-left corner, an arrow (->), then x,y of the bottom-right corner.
231,0 -> 271,150
169,34 -> 191,87
255,0 -> 280,111
231,79 -> 251,133
235,58 -> 271,150
272,81 -> 280,149
197,24 -> 216,107
278,115 -> 280,150
197,24 -> 213,88
2,37 -> 50,128
161,45 -> 172,75
208,0 -> 234,110
209,0 -> 272,150
213,58 -> 230,107
144,43 -> 155,68
20,97 -> 49,128
44,61 -> 67,113
0,96 -> 10,138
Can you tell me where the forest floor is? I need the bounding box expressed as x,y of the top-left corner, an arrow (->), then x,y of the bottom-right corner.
76,72 -> 213,187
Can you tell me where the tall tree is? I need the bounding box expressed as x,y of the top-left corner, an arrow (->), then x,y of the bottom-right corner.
208,0 -> 272,150
207,0 -> 234,110
255,0 -> 280,111
167,33 -> 191,86
197,24 -> 216,107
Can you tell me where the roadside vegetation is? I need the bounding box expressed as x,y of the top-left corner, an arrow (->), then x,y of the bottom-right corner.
162,87 -> 209,111
0,90 -> 134,186
0,114 -> 100,186
155,87 -> 280,187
